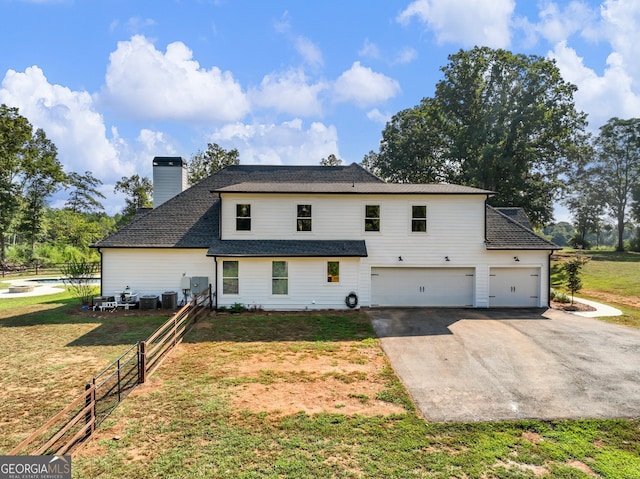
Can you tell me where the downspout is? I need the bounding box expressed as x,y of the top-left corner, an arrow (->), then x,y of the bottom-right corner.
214,256 -> 219,310
98,248 -> 104,296
547,250 -> 554,308
214,192 -> 222,310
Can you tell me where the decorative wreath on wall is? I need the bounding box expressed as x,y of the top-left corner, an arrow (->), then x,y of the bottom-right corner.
345,292 -> 358,309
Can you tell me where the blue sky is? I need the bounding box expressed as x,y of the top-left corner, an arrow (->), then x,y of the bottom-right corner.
1,0 -> 639,218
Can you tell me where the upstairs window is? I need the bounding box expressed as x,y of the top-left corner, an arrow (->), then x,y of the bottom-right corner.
222,261 -> 239,294
272,261 -> 288,295
411,205 -> 427,232
327,261 -> 340,283
236,204 -> 251,231
297,204 -> 312,232
364,205 -> 380,232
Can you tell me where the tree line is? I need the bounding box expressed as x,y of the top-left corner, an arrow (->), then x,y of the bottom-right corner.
2,46 -> 639,269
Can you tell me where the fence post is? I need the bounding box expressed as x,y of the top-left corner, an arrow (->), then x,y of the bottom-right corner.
138,341 -> 146,384
85,382 -> 94,440
117,358 -> 122,403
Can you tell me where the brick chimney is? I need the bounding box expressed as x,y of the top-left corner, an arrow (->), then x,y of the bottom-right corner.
152,157 -> 187,208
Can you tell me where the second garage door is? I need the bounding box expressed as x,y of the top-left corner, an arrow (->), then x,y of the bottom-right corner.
489,267 -> 540,307
371,267 -> 474,307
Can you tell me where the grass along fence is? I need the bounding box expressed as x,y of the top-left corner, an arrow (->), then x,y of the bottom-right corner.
9,286 -> 213,456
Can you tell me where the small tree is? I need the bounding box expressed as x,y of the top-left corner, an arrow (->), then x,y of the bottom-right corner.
563,255 -> 588,304
61,259 -> 99,305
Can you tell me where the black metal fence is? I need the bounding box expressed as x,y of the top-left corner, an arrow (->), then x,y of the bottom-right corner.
1,261 -> 101,278
9,285 -> 213,456
92,342 -> 141,428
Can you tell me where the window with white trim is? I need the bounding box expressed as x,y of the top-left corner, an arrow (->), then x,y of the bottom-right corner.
236,204 -> 251,231
411,205 -> 427,232
222,261 -> 239,294
327,261 -> 340,283
272,261 -> 288,295
364,205 -> 380,232
297,204 -> 312,231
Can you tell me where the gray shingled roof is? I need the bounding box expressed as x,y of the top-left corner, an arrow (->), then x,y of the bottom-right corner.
94,163 -> 557,253
93,164 -> 382,248
494,207 -> 533,230
216,182 -> 494,195
485,206 -> 559,250
207,239 -> 367,257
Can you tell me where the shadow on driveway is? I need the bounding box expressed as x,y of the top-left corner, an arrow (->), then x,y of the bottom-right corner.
367,307 -> 640,422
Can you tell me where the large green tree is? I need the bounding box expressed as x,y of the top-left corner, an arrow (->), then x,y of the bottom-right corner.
0,105 -> 64,262
65,171 -> 106,213
591,117 -> 640,251
114,174 -> 153,225
320,154 -> 343,166
188,142 -> 239,185
18,128 -> 66,259
363,47 -> 588,227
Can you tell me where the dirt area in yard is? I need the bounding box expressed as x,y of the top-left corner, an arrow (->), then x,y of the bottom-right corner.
228,346 -> 405,417
122,316 -> 406,418
580,289 -> 640,309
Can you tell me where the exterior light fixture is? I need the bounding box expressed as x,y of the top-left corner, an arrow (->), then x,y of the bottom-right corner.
445,256 -> 450,262
398,256 -> 403,261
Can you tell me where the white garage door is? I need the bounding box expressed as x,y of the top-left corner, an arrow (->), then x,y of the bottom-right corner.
371,267 -> 474,307
489,267 -> 540,307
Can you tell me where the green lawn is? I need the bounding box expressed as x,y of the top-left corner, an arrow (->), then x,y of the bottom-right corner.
552,249 -> 640,328
0,290 -> 172,454
3,277 -> 640,478
71,313 -> 640,478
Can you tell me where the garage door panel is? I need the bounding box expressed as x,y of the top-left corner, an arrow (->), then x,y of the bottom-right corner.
489,268 -> 539,307
371,267 -> 474,307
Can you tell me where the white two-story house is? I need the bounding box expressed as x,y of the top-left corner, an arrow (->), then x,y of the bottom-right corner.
94,158 -> 558,310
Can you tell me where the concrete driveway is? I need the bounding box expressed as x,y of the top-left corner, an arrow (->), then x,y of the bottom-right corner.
367,308 -> 640,422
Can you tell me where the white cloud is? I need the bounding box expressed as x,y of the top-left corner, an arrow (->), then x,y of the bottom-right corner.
367,108 -> 391,125
211,119 -> 339,165
537,2 -> 591,43
249,69 -> 327,116
397,0 -> 515,48
550,41 -> 640,129
0,66 -> 128,179
101,35 -> 250,122
393,47 -> 418,65
333,62 -> 400,107
600,0 -> 640,85
295,36 -> 323,68
359,39 -> 380,59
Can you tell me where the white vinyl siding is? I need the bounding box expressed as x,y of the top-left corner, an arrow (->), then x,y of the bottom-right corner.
216,257 -> 360,310
100,249 -> 213,299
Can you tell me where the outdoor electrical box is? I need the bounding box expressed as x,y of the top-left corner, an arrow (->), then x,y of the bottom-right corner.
190,276 -> 209,295
180,276 -> 191,291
